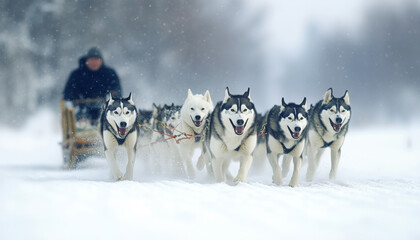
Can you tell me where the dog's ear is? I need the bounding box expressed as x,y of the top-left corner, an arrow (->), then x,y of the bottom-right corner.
204,90 -> 214,110
244,88 -> 253,102
243,88 -> 250,97
188,89 -> 193,98
323,88 -> 333,104
343,90 -> 350,105
281,97 -> 287,107
127,92 -> 134,105
280,97 -> 287,112
300,97 -> 307,111
152,103 -> 159,118
223,87 -> 231,104
108,92 -> 114,106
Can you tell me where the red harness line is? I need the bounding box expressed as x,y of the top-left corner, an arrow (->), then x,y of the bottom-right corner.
258,122 -> 267,136
137,123 -> 200,149
138,119 -> 267,148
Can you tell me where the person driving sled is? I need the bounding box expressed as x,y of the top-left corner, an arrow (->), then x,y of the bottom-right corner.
63,47 -> 122,126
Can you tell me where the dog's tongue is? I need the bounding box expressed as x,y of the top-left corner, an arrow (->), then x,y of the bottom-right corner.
235,126 -> 245,135
292,132 -> 300,139
194,120 -> 202,127
333,123 -> 342,131
118,127 -> 127,137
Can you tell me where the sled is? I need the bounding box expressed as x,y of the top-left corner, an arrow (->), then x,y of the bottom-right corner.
60,99 -> 104,168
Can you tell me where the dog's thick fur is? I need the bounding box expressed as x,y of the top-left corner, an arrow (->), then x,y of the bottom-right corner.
202,87 -> 257,184
177,89 -> 213,178
306,88 -> 351,181
265,98 -> 308,187
100,93 -> 139,181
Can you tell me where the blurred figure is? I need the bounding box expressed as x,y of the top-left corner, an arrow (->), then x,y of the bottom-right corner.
63,47 -> 122,125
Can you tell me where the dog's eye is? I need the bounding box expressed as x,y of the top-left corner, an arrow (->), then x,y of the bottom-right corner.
288,117 -> 293,120
299,117 -> 304,120
341,109 -> 346,113
330,109 -> 335,112
201,108 -> 205,111
191,107 -> 194,111
230,109 -> 235,112
125,111 -> 130,115
243,109 -> 248,112
114,111 -> 119,115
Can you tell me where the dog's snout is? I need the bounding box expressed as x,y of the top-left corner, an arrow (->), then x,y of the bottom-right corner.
195,115 -> 201,121
237,119 -> 244,125
120,122 -> 127,128
294,126 -> 301,132
336,117 -> 342,124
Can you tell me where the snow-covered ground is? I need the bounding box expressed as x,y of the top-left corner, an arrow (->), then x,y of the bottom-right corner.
1,110 -> 420,240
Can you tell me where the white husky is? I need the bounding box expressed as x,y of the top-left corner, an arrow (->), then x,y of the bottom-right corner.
177,89 -> 213,179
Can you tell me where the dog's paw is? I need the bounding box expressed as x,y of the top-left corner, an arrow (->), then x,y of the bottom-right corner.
233,176 -> 247,185
112,172 -> 123,181
288,181 -> 298,188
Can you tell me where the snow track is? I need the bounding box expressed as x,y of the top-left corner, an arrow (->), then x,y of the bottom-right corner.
1,110 -> 419,240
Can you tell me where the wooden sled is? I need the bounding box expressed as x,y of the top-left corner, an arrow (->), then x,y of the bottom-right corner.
60,99 -> 104,168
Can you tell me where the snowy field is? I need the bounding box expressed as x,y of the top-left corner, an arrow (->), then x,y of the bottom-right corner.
1,110 -> 420,240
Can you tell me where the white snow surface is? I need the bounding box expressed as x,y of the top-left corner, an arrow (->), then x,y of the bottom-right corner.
1,110 -> 420,240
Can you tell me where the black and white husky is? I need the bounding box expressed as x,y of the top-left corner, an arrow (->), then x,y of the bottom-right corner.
265,98 -> 308,187
305,88 -> 351,181
202,87 -> 257,184
100,93 -> 139,181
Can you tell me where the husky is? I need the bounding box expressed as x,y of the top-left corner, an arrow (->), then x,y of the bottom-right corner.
137,109 -> 153,137
202,87 -> 257,184
305,88 -> 351,181
148,103 -> 171,174
100,93 -> 139,181
177,89 -> 213,179
137,108 -> 153,168
265,98 -> 308,187
162,103 -> 182,136
161,103 -> 185,177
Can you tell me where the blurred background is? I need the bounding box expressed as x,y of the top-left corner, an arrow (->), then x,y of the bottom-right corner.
1,0 -> 419,127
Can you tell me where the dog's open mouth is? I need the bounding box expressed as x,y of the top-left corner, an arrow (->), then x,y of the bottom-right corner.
117,126 -> 128,138
191,117 -> 202,127
287,126 -> 301,139
230,119 -> 248,135
329,119 -> 342,132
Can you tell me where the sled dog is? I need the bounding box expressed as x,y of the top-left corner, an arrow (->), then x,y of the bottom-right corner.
100,93 -> 139,181
162,103 -> 184,177
148,103 -> 173,174
177,89 -> 213,178
203,87 -> 257,184
137,108 -> 153,139
265,98 -> 308,187
306,88 -> 351,181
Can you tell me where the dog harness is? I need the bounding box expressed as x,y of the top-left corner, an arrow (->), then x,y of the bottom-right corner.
280,142 -> 297,154
321,140 -> 334,148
